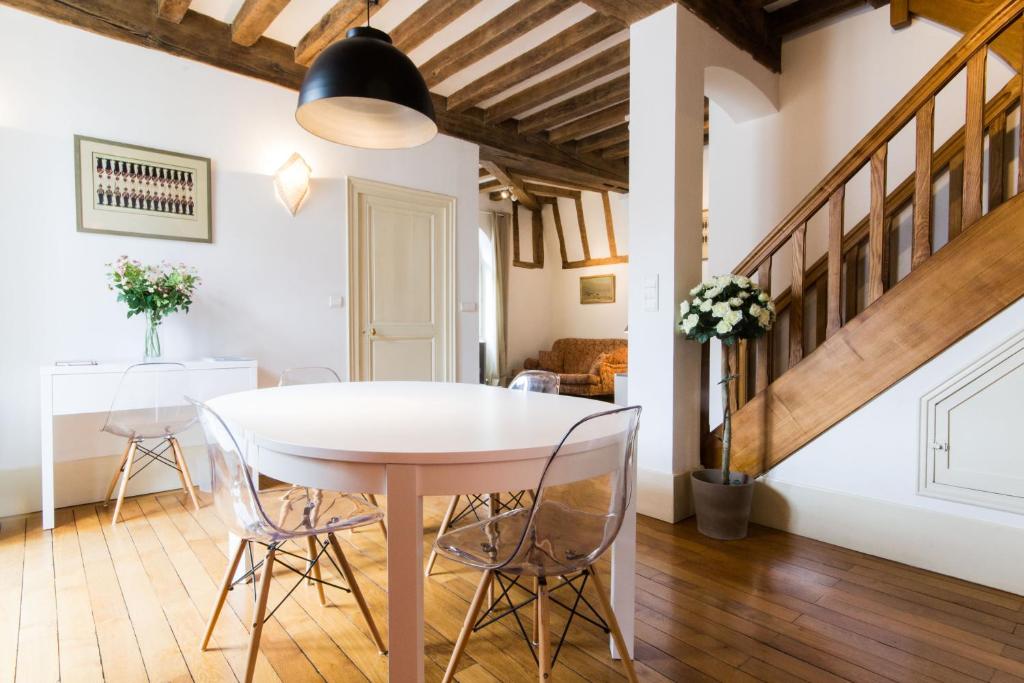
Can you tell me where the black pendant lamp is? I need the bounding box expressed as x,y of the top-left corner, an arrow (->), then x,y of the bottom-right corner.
296,0 -> 437,149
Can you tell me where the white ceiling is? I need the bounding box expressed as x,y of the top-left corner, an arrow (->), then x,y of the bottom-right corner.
187,0 -> 625,120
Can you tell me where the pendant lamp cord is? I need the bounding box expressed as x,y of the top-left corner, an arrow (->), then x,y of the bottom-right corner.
366,0 -> 379,27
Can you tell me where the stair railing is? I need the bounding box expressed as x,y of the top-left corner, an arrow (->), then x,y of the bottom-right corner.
720,0 -> 1024,416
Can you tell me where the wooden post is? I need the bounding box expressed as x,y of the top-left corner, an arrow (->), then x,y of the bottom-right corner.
913,98 -> 934,269
963,48 -> 986,229
826,187 -> 844,337
948,153 -> 964,240
867,145 -> 888,305
788,223 -> 806,368
890,0 -> 910,28
988,110 -> 1006,211
814,277 -> 828,346
755,260 -> 772,393
844,244 -> 859,323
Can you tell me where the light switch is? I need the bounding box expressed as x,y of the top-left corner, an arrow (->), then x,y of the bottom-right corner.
642,275 -> 659,312
460,302 -> 479,313
328,295 -> 344,308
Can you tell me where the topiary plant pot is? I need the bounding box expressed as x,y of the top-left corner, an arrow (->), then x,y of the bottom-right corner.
691,469 -> 754,540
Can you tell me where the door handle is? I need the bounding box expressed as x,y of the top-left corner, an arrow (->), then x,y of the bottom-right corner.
369,327 -> 377,337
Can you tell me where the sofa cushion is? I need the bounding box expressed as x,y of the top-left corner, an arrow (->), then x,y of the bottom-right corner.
558,373 -> 600,385
538,349 -> 563,372
588,352 -> 610,376
552,338 -> 627,374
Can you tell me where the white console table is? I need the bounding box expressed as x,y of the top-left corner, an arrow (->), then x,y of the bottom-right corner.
39,359 -> 257,529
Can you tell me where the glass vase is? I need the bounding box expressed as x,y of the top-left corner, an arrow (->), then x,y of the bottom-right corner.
144,311 -> 162,360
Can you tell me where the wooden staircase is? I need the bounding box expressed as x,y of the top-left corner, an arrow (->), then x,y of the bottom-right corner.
707,0 -> 1024,477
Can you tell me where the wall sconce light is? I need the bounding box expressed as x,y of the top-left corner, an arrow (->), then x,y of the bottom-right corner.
274,152 -> 312,216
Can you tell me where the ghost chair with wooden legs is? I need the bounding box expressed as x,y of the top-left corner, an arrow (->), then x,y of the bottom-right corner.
425,370 -> 560,578
436,405 -> 641,683
278,366 -> 387,539
102,362 -> 200,525
189,399 -> 387,683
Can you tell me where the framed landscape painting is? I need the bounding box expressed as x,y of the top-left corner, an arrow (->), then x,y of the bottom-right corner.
74,135 -> 212,242
580,274 -> 616,304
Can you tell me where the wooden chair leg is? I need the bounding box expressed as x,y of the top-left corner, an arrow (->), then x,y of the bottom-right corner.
441,570 -> 493,683
532,576 -> 539,645
537,578 -> 551,682
110,441 -> 138,526
487,493 -> 499,608
306,536 -> 326,605
104,439 -> 134,507
425,495 -> 460,577
201,539 -> 247,650
365,494 -> 387,538
587,567 -> 638,683
244,545 -> 276,683
327,533 -> 387,655
170,437 -> 201,512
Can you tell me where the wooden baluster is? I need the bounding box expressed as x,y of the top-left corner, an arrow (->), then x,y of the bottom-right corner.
963,48 -> 986,229
988,110 -> 1006,211
1015,39 -> 1024,196
867,145 -> 888,305
1019,48 -> 1024,196
755,260 -> 772,393
844,243 -> 859,323
913,98 -> 934,269
814,277 -> 827,347
789,224 -> 806,367
826,187 -> 844,337
948,152 -> 964,240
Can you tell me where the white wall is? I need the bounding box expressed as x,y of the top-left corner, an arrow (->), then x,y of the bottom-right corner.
705,5 -> 1024,587
0,6 -> 480,516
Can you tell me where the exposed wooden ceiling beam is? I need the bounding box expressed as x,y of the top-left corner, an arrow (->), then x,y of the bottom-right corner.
447,14 -> 623,113
294,0 -> 383,66
484,41 -> 629,124
479,178 -> 501,191
674,0 -> 780,72
389,0 -> 481,54
419,0 -> 573,88
480,160 -> 539,209
157,0 -> 192,23
2,0 -> 627,191
522,182 -> 581,199
602,141 -> 629,160
232,0 -> 291,47
518,74 -> 629,135
583,0 -> 671,25
766,0 -> 866,36
548,102 -> 629,144
576,122 -> 630,154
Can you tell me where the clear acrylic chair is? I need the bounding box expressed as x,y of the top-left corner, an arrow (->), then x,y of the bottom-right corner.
278,366 -> 341,386
189,399 -> 387,683
425,370 -> 561,577
102,362 -> 200,525
509,369 -> 560,394
277,366 -> 387,538
435,406 -> 641,683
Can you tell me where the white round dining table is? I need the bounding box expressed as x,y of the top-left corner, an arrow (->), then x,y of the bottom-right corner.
207,381 -> 637,683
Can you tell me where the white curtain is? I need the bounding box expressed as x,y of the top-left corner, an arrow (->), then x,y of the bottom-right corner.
479,211 -> 509,385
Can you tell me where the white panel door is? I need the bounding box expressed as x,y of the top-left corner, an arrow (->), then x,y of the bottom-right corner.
920,330 -> 1024,512
349,178 -> 455,382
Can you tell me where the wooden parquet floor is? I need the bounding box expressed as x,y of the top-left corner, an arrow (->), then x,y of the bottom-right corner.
1,491 -> 1022,682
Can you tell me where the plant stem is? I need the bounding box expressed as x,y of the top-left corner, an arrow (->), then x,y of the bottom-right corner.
721,373 -> 732,485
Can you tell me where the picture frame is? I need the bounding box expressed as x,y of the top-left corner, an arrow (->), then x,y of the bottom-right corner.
74,135 -> 212,243
580,274 -> 616,304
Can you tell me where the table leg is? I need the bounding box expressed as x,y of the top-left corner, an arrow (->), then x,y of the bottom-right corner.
387,464 -> 424,683
609,460 -> 636,659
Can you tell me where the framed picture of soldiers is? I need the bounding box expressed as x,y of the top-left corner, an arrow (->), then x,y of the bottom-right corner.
74,135 -> 212,242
